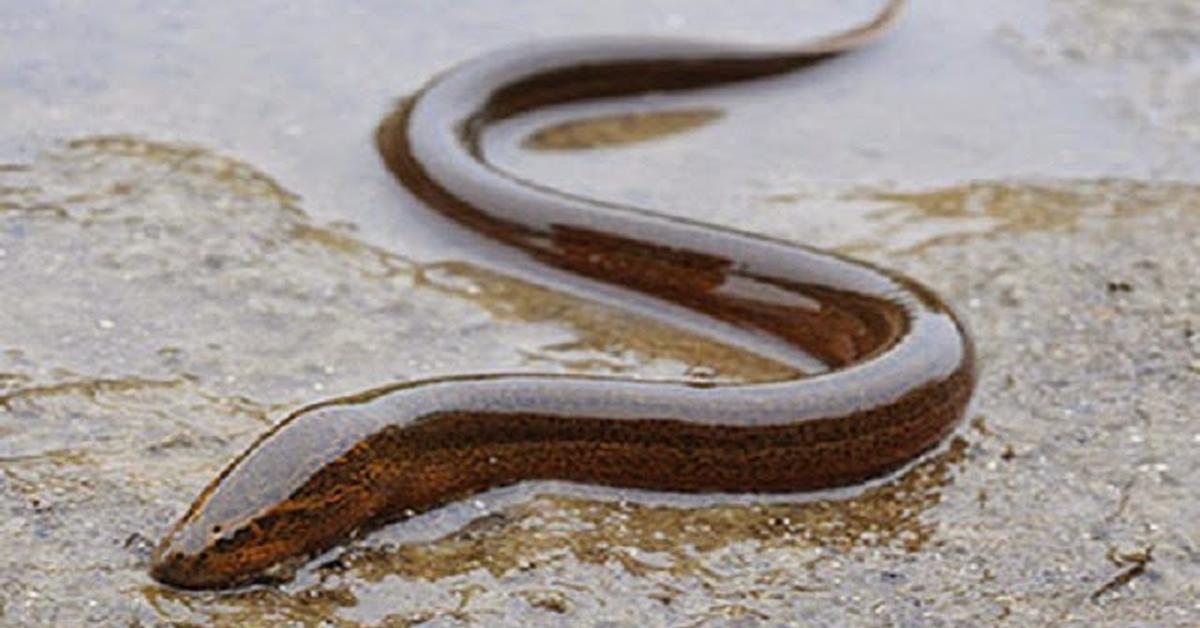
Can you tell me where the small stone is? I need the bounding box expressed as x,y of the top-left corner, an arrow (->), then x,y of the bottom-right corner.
1106,280 -> 1133,293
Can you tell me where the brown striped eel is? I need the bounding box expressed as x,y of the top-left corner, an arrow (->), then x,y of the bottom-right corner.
150,0 -> 975,589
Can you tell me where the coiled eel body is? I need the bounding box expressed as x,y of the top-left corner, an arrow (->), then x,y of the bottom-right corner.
151,0 -> 975,589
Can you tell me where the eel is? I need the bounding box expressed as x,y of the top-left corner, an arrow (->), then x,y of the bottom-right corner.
151,0 -> 975,589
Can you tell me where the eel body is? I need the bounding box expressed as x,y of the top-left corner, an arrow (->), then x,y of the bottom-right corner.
151,0 -> 975,589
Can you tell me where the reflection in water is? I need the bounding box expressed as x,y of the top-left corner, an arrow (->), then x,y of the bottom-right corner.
521,108 -> 724,151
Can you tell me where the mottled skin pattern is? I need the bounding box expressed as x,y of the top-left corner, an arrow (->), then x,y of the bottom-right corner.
151,0 -> 976,590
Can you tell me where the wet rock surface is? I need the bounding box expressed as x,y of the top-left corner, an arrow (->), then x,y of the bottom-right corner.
2,0 -> 1198,625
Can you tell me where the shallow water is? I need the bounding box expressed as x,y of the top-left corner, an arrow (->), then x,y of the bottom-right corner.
1,0 -> 1199,625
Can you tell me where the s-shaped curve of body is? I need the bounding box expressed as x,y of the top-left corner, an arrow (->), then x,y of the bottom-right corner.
151,0 -> 975,589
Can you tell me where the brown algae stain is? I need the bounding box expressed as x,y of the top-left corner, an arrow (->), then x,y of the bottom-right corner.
521,108 -> 724,151
760,178 -> 1200,257
868,179 -> 1198,228
64,135 -> 303,209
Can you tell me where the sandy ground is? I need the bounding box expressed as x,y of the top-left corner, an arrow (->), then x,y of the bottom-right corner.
1,0 -> 1198,626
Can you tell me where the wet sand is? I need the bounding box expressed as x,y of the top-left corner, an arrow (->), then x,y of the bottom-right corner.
1,0 -> 1198,625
